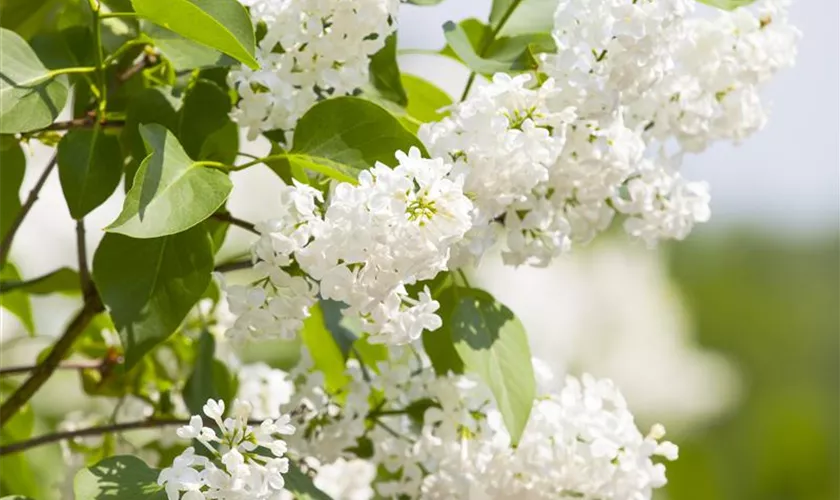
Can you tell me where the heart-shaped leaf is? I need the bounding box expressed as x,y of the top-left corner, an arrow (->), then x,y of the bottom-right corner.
57,129 -> 124,219
0,28 -> 69,133
107,124 -> 232,238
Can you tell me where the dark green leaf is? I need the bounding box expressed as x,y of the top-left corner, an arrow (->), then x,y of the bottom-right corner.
92,226 -> 214,368
450,288 -> 535,445
0,0 -> 63,40
131,0 -> 258,69
178,79 -> 238,164
320,299 -> 358,357
402,74 -> 451,124
284,461 -> 333,500
301,302 -> 349,393
121,87 -> 179,188
423,286 -> 464,376
73,455 -> 166,499
0,263 -> 34,334
290,97 -> 426,182
0,137 -> 25,244
369,33 -> 407,107
697,0 -> 756,10
0,28 -> 69,133
57,129 -> 124,219
184,331 -> 237,415
107,124 -> 233,238
144,22 -> 236,71
0,267 -> 80,295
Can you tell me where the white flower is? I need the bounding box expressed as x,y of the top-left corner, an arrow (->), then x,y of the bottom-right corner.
314,458 -> 377,500
231,0 -> 399,137
158,398 -> 296,500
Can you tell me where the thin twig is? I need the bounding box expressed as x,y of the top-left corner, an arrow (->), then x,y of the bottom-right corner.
212,213 -> 259,235
0,418 -> 188,456
0,155 -> 58,267
76,219 -> 92,295
0,296 -> 104,428
0,417 -> 266,456
117,52 -> 158,83
214,260 -> 253,273
40,117 -> 125,131
0,360 -> 105,377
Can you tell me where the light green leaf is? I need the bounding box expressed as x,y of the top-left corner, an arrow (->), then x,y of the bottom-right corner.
74,455 -> 166,499
0,137 -> 25,244
497,0 -> 559,37
131,0 -> 258,69
144,22 -> 236,71
92,226 -> 214,368
0,263 -> 34,334
290,97 -> 426,182
0,267 -> 80,295
121,88 -> 180,189
178,79 -> 238,164
301,303 -> 350,393
442,20 -> 511,74
0,403 -> 38,498
450,288 -> 535,445
107,124 -> 232,238
402,74 -> 452,124
284,461 -> 333,500
369,33 -> 407,107
697,0 -> 756,10
57,129 -> 124,219
0,28 -> 69,133
183,330 -> 237,415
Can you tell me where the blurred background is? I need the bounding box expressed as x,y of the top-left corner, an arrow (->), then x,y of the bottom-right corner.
1,1 -> 837,499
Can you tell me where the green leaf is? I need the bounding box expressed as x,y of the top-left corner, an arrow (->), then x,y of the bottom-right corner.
290,97 -> 426,182
440,18 -> 488,62
57,129 -> 124,219
144,22 -> 236,71
442,20 -> 513,74
450,288 -> 535,445
0,28 -> 69,133
320,299 -> 359,357
183,330 -> 237,415
285,461 -> 333,500
301,303 -> 350,393
496,0 -> 558,37
131,0 -> 258,69
121,87 -> 179,188
0,0 -> 63,40
0,267 -> 80,295
0,403 -> 38,498
0,263 -> 34,334
92,226 -> 214,369
107,124 -> 233,238
697,0 -> 756,10
0,137 -> 25,244
369,33 -> 407,107
422,286 -> 464,376
74,455 -> 166,500
402,74 -> 451,124
178,79 -> 238,164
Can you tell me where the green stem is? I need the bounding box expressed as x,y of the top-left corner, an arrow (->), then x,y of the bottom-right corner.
193,160 -> 235,171
90,0 -> 107,117
459,0 -> 524,101
44,67 -> 98,79
233,154 -> 289,170
102,39 -> 149,67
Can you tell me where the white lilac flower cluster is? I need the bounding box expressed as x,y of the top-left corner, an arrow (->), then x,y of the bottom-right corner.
231,0 -> 398,138
157,399 -> 295,500
224,148 -> 473,345
233,347 -> 677,499
421,0 -> 798,263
